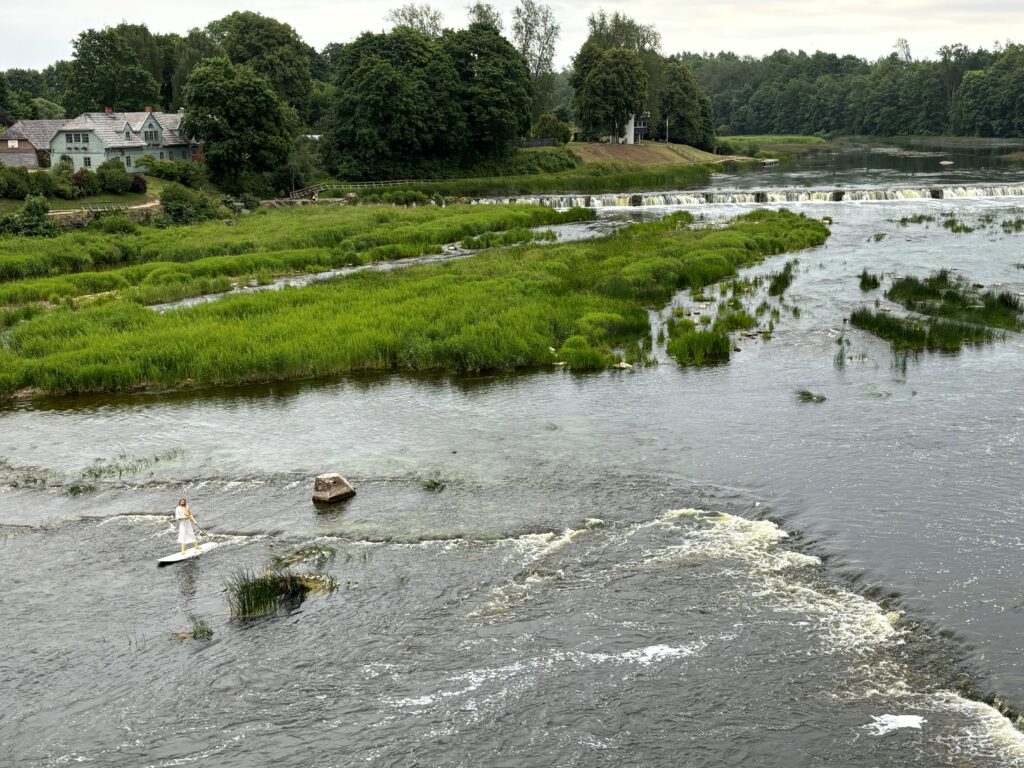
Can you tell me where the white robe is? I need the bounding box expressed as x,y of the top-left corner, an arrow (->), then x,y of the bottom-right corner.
175,505 -> 197,545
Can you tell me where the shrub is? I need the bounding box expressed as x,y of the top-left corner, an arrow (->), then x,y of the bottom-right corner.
160,182 -> 217,225
531,114 -> 573,144
73,169 -> 102,197
137,154 -> 207,188
0,195 -> 57,238
96,159 -> 133,194
129,174 -> 148,194
0,166 -> 31,200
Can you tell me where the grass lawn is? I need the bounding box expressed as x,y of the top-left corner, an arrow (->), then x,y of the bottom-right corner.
0,175 -> 171,215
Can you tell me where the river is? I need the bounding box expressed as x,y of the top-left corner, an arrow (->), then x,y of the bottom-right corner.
1,138 -> 1023,766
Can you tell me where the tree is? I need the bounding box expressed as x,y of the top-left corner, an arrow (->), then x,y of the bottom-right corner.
181,58 -> 293,192
512,0 -> 560,119
659,61 -> 707,147
169,29 -> 222,110
585,9 -> 660,53
63,29 -> 160,114
325,28 -> 462,179
574,48 -> 648,140
387,3 -> 444,37
209,12 -> 313,116
467,2 -> 503,32
442,23 -> 532,160
0,73 -> 10,125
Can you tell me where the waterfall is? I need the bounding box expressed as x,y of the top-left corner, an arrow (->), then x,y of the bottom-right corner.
473,184 -> 1024,209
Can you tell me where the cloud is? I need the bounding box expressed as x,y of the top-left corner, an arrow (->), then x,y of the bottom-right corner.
1,0 -> 1021,72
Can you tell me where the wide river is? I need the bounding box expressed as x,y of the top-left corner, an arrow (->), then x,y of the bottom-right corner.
2,139 -> 1023,766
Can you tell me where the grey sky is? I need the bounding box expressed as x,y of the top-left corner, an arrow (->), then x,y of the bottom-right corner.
2,0 -> 1019,72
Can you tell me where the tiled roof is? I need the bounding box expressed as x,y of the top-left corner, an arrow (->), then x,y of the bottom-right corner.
4,120 -> 66,150
152,112 -> 191,147
59,113 -> 147,149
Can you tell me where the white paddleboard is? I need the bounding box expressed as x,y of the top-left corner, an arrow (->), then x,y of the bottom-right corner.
157,542 -> 218,567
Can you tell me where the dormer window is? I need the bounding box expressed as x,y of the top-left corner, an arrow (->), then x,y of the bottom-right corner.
125,132 -> 131,140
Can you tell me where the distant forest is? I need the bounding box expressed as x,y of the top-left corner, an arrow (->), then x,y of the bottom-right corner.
680,42 -> 1024,137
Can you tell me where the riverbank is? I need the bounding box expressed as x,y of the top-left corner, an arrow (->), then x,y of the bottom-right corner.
0,209 -> 828,399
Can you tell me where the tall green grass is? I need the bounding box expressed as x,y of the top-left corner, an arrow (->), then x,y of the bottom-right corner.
0,205 -> 592,307
859,269 -> 882,291
767,259 -> 798,296
0,209 -> 829,397
323,162 -> 712,199
0,204 -> 593,285
849,308 -> 997,351
884,269 -> 1023,331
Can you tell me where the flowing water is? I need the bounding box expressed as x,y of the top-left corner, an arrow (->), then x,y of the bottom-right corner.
2,139 -> 1024,766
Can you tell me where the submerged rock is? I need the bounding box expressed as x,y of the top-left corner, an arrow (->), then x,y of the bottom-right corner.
313,473 -> 356,504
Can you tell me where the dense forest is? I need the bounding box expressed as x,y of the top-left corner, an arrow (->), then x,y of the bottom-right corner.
680,41 -> 1024,137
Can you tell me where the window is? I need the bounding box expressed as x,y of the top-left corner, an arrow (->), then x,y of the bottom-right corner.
159,152 -> 164,160
84,157 -> 91,168
125,156 -> 132,167
6,139 -> 17,149
125,132 -> 131,140
82,134 -> 89,145
65,134 -> 73,144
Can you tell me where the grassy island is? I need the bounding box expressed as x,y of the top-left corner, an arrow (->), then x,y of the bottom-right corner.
0,208 -> 828,399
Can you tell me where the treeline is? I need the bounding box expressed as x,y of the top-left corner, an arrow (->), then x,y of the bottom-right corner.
681,42 -> 1024,137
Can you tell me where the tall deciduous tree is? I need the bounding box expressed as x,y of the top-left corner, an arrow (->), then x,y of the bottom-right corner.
181,58 -> 293,192
442,22 -> 531,159
387,3 -> 445,37
512,0 -> 560,119
466,2 -> 503,32
64,29 -> 160,114
326,28 -> 462,178
170,29 -> 222,110
574,48 -> 648,140
659,61 -> 710,147
208,12 -> 313,117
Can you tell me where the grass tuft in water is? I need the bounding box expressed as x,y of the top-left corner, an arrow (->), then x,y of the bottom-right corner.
897,214 -> 935,226
422,477 -> 447,493
885,269 -> 1023,331
187,613 -> 213,639
666,317 -> 731,366
850,308 -> 997,351
225,568 -> 314,619
794,388 -> 826,403
859,269 -> 882,291
768,259 -> 798,296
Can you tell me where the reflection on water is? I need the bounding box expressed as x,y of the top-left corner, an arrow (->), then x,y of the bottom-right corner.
2,146 -> 1024,766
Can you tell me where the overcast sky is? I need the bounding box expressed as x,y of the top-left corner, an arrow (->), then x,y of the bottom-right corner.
2,0 -> 1019,72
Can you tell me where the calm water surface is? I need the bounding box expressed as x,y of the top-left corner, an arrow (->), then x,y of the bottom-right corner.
1,140 -> 1023,766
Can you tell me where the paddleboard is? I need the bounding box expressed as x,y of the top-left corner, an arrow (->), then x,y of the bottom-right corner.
157,542 -> 218,567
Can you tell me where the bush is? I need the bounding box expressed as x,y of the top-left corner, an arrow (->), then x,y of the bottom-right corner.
137,154 -> 207,188
160,182 -> 218,225
0,195 -> 58,238
130,174 -> 148,194
0,166 -> 31,200
73,169 -> 102,197
96,159 -> 133,194
531,114 -> 573,144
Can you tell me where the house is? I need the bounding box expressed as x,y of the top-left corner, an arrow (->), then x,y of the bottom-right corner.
0,120 -> 65,168
49,107 -> 200,173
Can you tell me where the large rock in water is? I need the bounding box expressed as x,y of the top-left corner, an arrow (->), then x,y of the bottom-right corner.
312,474 -> 356,504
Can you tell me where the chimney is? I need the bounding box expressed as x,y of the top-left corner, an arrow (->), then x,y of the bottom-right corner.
144,106 -> 152,113
104,106 -> 113,113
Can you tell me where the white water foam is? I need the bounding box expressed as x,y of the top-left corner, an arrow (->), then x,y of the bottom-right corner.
863,714 -> 926,736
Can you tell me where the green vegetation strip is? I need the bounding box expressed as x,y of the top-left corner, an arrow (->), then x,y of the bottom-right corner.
323,162 -> 713,199
0,209 -> 829,398
0,205 -> 592,306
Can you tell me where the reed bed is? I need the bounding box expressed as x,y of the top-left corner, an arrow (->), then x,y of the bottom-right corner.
884,269 -> 1023,331
0,209 -> 829,397
849,308 -> 997,351
323,162 -> 713,199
